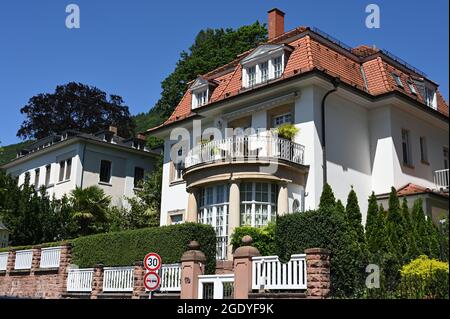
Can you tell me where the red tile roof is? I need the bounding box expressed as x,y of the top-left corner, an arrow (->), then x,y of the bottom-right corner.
397,183 -> 430,196
148,27 -> 448,131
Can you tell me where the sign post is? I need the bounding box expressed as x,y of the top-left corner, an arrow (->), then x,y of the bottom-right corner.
143,253 -> 162,299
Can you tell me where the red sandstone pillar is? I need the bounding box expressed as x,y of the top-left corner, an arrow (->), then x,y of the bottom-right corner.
233,235 -> 260,299
57,243 -> 72,297
132,261 -> 146,299
180,241 -> 206,299
305,248 -> 331,299
90,264 -> 104,299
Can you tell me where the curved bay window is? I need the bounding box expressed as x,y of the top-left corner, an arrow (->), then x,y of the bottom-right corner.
240,182 -> 277,227
198,185 -> 229,260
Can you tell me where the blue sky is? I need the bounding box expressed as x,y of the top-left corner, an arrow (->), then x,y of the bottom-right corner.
0,0 -> 448,145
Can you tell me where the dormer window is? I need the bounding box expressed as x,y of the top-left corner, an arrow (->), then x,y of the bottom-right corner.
190,76 -> 217,109
241,44 -> 292,89
195,89 -> 208,107
407,81 -> 417,95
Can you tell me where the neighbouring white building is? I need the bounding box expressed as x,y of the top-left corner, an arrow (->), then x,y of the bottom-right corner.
1,127 -> 159,208
145,9 -> 449,260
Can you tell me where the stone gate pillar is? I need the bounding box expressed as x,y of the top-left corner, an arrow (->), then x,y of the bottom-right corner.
233,235 -> 260,299
305,248 -> 331,299
180,241 -> 206,299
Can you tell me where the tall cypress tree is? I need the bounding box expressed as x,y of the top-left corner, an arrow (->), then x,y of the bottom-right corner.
319,183 -> 336,212
425,217 -> 441,259
386,187 -> 408,260
346,187 -> 366,247
411,198 -> 427,255
366,193 -> 388,259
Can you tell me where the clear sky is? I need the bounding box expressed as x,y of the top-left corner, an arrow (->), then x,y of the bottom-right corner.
0,0 -> 448,145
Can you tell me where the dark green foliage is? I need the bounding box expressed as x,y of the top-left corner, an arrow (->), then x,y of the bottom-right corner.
386,187 -> 408,261
0,141 -> 34,166
276,185 -> 363,297
346,188 -> 366,246
0,171 -> 74,246
439,218 -> 449,262
230,223 -> 276,256
365,193 -> 388,259
134,22 -> 267,133
71,223 -> 216,273
17,82 -> 135,140
120,157 -> 163,229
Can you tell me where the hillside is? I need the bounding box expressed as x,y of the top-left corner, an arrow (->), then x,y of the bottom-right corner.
0,141 -> 34,166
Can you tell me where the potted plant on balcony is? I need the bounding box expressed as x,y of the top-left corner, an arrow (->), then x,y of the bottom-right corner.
275,123 -> 299,141
200,139 -> 222,161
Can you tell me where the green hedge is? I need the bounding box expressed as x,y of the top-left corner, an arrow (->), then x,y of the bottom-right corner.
230,223 -> 276,256
0,241 -> 65,253
275,210 -> 364,297
71,223 -> 216,273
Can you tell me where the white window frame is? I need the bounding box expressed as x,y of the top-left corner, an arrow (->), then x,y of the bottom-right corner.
272,112 -> 292,128
407,81 -> 417,95
240,182 -> 277,228
242,54 -> 285,88
58,158 -> 72,183
424,86 -> 437,109
192,88 -> 209,109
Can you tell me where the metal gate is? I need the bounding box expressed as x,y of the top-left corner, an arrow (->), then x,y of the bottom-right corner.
198,274 -> 234,299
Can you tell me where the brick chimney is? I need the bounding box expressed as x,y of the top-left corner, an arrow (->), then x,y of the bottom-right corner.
268,8 -> 285,40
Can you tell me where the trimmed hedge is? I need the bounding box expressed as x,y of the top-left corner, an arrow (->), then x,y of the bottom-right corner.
230,223 -> 276,256
71,223 -> 216,273
0,241 -> 65,253
275,209 -> 364,297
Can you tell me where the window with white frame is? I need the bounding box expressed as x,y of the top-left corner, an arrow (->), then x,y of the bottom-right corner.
420,136 -> 428,163
196,90 -> 208,107
247,66 -> 257,87
272,113 -> 292,128
45,165 -> 51,187
34,168 -> 40,189
401,129 -> 412,166
240,182 -> 277,228
243,54 -> 285,88
260,61 -> 269,83
58,158 -> 72,182
198,185 -> 229,260
273,56 -> 283,78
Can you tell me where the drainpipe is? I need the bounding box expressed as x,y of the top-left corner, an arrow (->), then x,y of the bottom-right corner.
321,77 -> 340,185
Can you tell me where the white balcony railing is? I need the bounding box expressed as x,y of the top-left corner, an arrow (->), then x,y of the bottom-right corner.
434,169 -> 449,190
159,264 -> 182,292
185,136 -> 305,168
0,252 -> 8,271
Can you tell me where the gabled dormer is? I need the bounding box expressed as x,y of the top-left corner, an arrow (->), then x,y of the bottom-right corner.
413,78 -> 438,110
240,44 -> 292,89
190,76 -> 217,109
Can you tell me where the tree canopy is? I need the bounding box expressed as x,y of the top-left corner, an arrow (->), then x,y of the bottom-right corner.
134,22 -> 268,133
17,82 -> 135,140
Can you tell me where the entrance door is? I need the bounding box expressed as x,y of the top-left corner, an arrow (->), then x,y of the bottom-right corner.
198,274 -> 234,299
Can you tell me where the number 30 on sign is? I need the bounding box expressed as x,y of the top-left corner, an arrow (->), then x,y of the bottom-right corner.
144,252 -> 161,271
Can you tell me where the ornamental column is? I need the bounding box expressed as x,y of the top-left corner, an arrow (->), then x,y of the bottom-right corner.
186,188 -> 198,222
228,180 -> 241,260
277,182 -> 289,216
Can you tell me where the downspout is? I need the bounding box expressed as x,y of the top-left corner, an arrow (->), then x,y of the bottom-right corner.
321,77 -> 340,186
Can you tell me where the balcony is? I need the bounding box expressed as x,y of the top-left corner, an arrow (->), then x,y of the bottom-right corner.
185,135 -> 305,168
434,169 -> 449,191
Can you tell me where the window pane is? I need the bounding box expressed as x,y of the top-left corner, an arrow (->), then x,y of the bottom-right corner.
45,165 -> 51,187
65,158 -> 72,180
134,167 -> 145,188
274,56 -> 283,78
59,161 -> 65,182
34,169 -> 40,189
100,160 -> 112,183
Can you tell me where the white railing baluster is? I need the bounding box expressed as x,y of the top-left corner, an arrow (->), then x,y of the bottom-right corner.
40,246 -> 62,268
0,252 -> 8,271
14,250 -> 33,270
156,263 -> 181,292
102,266 -> 134,292
434,169 -> 449,189
67,268 -> 94,292
252,254 -> 307,290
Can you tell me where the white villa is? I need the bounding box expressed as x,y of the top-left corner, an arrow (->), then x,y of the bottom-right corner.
1,127 -> 159,208
146,9 -> 449,260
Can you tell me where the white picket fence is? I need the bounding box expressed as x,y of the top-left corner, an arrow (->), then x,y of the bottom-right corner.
39,247 -> 62,269
14,250 -> 33,270
0,252 -> 8,271
66,268 -> 94,292
103,267 -> 134,292
159,264 -> 182,292
252,254 -> 307,290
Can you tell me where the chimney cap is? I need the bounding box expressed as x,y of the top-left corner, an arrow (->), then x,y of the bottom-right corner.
268,8 -> 285,16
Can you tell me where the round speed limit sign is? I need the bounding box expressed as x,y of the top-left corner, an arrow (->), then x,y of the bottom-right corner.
144,252 -> 161,271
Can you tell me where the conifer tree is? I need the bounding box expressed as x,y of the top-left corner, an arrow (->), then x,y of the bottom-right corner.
366,193 -> 387,258
386,187 -> 408,259
319,183 -> 336,212
411,198 -> 427,255
346,187 -> 366,247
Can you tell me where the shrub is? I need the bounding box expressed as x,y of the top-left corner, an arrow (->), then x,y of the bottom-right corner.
398,256 -> 449,299
71,223 -> 217,273
274,124 -> 299,141
230,223 -> 276,256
